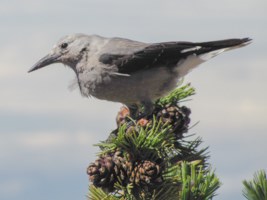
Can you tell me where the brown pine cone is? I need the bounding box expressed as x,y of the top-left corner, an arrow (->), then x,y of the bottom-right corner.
113,151 -> 132,185
114,103 -> 191,138
87,151 -> 132,191
129,160 -> 163,186
87,155 -> 116,190
155,104 -> 191,138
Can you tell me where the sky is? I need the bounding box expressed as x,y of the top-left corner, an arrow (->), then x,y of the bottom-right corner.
0,0 -> 266,199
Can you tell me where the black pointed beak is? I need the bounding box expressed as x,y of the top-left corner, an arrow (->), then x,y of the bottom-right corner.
28,54 -> 60,73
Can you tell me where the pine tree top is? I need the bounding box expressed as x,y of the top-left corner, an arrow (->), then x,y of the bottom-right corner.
88,83 -> 220,200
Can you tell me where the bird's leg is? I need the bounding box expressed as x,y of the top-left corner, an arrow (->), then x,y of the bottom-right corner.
123,104 -> 139,128
131,101 -> 154,127
127,104 -> 139,119
137,101 -> 154,120
124,102 -> 154,128
126,102 -> 154,120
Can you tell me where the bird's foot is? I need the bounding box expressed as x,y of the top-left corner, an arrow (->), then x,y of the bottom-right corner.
116,106 -> 130,127
137,118 -> 149,126
124,117 -> 149,134
116,106 -> 150,133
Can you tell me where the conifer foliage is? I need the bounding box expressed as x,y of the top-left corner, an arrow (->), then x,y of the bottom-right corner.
87,84 -> 221,200
243,170 -> 267,200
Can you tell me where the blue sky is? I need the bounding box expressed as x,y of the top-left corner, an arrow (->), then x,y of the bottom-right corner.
0,0 -> 266,199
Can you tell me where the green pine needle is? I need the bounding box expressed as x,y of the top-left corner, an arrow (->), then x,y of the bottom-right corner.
170,136 -> 209,166
178,161 -> 221,200
88,185 -> 119,200
152,183 -> 180,200
132,119 -> 175,157
243,170 -> 267,200
98,117 -> 177,161
156,83 -> 195,106
156,161 -> 220,200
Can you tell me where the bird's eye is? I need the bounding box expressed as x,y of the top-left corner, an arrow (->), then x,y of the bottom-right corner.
60,43 -> 68,49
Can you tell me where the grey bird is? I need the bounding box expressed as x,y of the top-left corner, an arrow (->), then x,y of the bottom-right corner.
29,34 -> 251,119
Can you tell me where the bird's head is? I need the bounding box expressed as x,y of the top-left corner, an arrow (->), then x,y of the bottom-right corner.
28,34 -> 90,73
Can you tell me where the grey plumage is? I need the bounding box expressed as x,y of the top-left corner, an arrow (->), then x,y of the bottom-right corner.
29,34 -> 251,118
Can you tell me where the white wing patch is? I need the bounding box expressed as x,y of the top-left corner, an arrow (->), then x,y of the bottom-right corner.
110,72 -> 131,77
181,46 -> 201,53
199,49 -> 226,61
199,42 -> 251,61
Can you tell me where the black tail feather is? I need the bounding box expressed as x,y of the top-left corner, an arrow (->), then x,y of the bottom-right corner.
197,38 -> 252,48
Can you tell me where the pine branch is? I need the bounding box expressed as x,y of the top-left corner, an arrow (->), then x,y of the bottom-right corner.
243,170 -> 267,200
170,136 -> 209,166
87,83 -> 220,199
88,185 -> 119,200
97,118 -> 176,161
160,161 -> 220,200
178,161 -> 221,200
156,83 -> 195,107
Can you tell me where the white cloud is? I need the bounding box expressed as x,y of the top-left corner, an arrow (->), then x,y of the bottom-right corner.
19,131 -> 93,148
0,130 -> 96,151
0,179 -> 29,199
0,130 -> 102,175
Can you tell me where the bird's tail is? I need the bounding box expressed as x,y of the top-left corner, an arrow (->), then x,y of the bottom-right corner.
196,38 -> 252,61
198,38 -> 252,49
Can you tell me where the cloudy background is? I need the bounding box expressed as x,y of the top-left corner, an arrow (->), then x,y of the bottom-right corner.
0,0 -> 266,199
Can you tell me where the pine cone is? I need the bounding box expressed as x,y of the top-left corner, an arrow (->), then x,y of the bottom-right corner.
87,155 -> 115,191
116,106 -> 130,126
87,151 -> 132,191
130,160 -> 163,186
154,104 -> 191,138
113,151 -> 133,184
114,103 -> 191,138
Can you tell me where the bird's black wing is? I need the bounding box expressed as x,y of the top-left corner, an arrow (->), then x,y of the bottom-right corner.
99,38 -> 251,74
